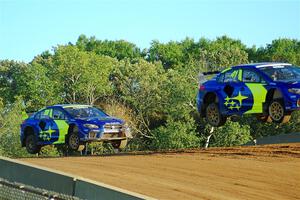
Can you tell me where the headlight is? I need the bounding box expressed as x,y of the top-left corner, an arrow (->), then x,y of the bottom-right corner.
83,124 -> 99,129
122,123 -> 132,138
122,122 -> 129,128
288,88 -> 300,94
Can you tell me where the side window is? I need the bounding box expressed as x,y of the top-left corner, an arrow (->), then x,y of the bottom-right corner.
34,112 -> 42,120
242,70 -> 261,83
40,109 -> 52,120
224,70 -> 239,83
52,109 -> 66,120
217,73 -> 224,82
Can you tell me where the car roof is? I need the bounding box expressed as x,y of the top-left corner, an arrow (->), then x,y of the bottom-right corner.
47,104 -> 92,109
233,62 -> 292,69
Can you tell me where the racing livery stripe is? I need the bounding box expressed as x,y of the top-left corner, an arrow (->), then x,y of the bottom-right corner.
221,67 -> 231,73
53,120 -> 69,144
238,69 -> 242,81
245,83 -> 267,114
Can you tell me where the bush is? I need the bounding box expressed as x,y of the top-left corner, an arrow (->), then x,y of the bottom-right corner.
150,119 -> 201,150
0,99 -> 31,158
209,121 -> 252,147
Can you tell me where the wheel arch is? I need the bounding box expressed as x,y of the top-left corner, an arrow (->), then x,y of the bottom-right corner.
264,88 -> 284,113
66,123 -> 79,142
22,126 -> 35,147
265,88 -> 283,103
202,92 -> 220,116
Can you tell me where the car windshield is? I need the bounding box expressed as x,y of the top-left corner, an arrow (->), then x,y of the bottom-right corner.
260,66 -> 300,82
64,106 -> 108,119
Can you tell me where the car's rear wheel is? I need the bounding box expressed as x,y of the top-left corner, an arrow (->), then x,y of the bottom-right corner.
25,134 -> 41,154
268,99 -> 291,123
206,103 -> 226,127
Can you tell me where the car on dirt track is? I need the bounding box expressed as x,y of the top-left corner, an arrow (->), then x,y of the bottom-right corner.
20,104 -> 132,154
197,63 -> 300,127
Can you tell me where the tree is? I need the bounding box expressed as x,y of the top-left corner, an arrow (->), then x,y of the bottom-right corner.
0,60 -> 28,104
52,45 -> 116,104
76,34 -> 142,60
147,40 -> 185,69
111,58 -> 166,138
0,98 -> 31,157
246,38 -> 300,65
16,62 -> 60,110
202,36 -> 249,71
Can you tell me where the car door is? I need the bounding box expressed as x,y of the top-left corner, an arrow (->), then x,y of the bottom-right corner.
242,69 -> 268,114
36,108 -> 59,144
52,108 -> 69,144
218,68 -> 252,115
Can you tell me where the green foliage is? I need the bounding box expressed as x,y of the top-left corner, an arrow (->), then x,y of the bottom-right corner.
111,58 -> 167,138
39,145 -> 60,157
0,60 -> 28,104
150,119 -> 201,150
202,36 -> 249,71
208,121 -> 252,147
52,45 -> 116,104
1,35 -> 300,157
247,38 -> 300,65
0,98 -> 30,157
76,34 -> 142,60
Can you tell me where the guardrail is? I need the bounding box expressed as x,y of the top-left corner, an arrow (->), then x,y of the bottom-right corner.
0,156 -> 155,200
245,132 -> 300,145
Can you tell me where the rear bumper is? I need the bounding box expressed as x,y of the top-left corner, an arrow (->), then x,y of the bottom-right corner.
196,91 -> 205,113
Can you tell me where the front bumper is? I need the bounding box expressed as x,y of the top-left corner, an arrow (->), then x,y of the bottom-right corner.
285,95 -> 300,111
81,127 -> 132,142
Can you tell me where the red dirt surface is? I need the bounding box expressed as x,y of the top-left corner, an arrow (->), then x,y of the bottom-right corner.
22,144 -> 300,200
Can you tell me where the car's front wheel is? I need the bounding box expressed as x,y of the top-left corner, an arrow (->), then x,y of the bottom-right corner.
67,133 -> 80,151
206,103 -> 226,127
268,99 -> 291,123
25,134 -> 41,154
111,139 -> 128,151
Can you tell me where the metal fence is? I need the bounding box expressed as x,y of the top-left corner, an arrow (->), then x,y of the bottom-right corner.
0,157 -> 154,200
0,178 -> 80,200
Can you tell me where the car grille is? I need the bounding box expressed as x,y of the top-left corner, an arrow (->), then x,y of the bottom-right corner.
102,133 -> 121,139
103,123 -> 122,133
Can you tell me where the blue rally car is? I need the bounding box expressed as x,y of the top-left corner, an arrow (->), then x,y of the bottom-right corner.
20,104 -> 132,154
197,63 -> 300,127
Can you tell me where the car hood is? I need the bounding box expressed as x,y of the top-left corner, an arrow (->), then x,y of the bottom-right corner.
76,117 -> 124,126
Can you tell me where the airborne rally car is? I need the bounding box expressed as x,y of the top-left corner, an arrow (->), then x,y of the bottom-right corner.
197,63 -> 300,127
20,104 -> 132,154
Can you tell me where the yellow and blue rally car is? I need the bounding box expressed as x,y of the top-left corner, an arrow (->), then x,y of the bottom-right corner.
20,104 -> 132,154
197,63 -> 300,127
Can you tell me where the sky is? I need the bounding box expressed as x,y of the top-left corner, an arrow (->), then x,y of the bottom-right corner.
0,0 -> 300,62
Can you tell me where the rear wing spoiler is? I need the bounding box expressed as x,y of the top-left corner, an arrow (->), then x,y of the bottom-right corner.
198,70 -> 220,84
202,71 -> 220,75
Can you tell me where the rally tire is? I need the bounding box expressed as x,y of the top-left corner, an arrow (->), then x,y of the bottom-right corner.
268,99 -> 290,123
25,134 -> 41,154
111,139 -> 128,151
206,103 -> 226,127
67,133 -> 80,151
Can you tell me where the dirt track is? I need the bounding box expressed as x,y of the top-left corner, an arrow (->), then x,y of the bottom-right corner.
23,144 -> 300,200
